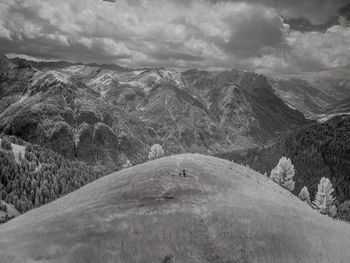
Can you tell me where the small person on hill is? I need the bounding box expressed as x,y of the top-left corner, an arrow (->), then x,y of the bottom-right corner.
179,169 -> 186,177
163,255 -> 173,263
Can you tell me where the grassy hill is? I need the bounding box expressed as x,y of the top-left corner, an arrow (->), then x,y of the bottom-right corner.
0,154 -> 349,263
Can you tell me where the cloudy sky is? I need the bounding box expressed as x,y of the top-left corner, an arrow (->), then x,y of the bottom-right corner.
0,0 -> 349,77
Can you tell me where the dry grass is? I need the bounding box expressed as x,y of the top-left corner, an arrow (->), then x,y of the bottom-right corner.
0,154 -> 349,263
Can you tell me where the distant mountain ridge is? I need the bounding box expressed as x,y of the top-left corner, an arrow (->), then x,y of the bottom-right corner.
0,54 -> 311,169
269,77 -> 350,119
11,57 -> 128,71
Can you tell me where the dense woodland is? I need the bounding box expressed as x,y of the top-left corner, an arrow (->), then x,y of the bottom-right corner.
217,116 -> 350,220
0,136 -> 103,215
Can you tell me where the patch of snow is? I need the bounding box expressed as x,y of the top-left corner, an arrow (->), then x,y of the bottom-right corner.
31,70 -> 70,87
89,73 -> 116,95
286,102 -> 296,110
11,143 -> 25,163
318,112 -> 350,123
0,140 -> 24,163
18,93 -> 29,103
0,139 -> 26,163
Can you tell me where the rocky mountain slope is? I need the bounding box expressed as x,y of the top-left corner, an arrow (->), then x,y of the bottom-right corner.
269,78 -> 350,119
0,154 -> 349,263
319,96 -> 350,122
0,55 -> 310,168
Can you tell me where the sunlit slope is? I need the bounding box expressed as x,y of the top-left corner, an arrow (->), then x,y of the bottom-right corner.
0,154 -> 349,263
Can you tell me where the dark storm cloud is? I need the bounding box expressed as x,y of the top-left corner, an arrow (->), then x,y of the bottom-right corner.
210,0 -> 349,23
0,0 -> 349,77
283,17 -> 340,33
281,2 -> 350,33
338,3 -> 350,21
217,8 -> 289,58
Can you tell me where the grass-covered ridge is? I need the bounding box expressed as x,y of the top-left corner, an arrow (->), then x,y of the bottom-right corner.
0,154 -> 349,262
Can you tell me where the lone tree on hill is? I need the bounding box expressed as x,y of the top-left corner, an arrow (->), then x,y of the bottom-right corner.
270,156 -> 295,191
313,177 -> 337,217
148,144 -> 165,160
123,159 -> 132,169
298,186 -> 311,205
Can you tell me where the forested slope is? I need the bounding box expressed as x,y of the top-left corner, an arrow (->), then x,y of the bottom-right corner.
0,136 -> 102,219
217,115 -> 350,212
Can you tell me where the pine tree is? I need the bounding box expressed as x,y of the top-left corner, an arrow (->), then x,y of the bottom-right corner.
313,177 -> 337,217
298,186 -> 311,204
34,191 -> 40,207
123,159 -> 133,168
0,189 -> 7,200
269,156 -> 295,191
148,144 -> 165,160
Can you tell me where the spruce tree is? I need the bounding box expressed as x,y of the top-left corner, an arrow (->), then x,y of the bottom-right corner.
148,144 -> 165,160
298,186 -> 311,204
313,177 -> 337,217
270,156 -> 295,191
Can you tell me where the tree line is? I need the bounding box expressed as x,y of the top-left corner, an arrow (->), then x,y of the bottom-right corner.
269,156 -> 337,217
217,116 -> 350,221
0,136 -> 103,214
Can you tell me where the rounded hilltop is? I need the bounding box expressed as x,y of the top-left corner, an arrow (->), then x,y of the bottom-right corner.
0,154 -> 349,263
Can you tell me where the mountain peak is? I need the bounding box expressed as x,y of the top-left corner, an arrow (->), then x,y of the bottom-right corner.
28,70 -> 73,96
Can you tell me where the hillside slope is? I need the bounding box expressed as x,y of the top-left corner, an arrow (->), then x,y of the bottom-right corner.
217,115 -> 350,216
0,154 -> 349,263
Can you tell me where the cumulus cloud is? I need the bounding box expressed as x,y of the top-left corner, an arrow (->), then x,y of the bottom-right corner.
249,24 -> 350,78
289,25 -> 350,70
0,0 -> 289,68
0,0 -> 349,78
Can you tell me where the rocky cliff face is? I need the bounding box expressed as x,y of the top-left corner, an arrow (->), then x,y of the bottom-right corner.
0,55 -> 311,168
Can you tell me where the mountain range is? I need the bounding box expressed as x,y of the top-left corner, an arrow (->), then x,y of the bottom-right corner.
269,77 -> 350,119
0,54 -> 312,169
1,54 -> 350,222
